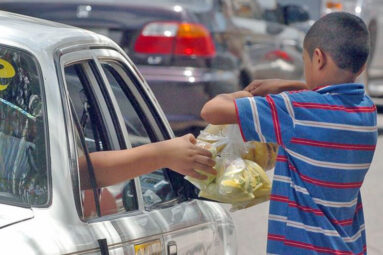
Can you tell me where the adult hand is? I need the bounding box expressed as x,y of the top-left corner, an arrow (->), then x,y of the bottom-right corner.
244,79 -> 307,96
163,134 -> 216,180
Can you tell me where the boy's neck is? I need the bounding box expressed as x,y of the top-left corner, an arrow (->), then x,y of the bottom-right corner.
310,69 -> 358,90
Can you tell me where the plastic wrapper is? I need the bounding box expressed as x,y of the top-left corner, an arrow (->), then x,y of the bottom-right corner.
185,124 -> 278,211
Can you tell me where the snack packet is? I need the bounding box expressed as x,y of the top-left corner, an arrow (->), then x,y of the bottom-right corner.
185,124 -> 278,211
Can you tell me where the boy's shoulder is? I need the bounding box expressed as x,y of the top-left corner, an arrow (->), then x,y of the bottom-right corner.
276,88 -> 318,97
278,89 -> 320,102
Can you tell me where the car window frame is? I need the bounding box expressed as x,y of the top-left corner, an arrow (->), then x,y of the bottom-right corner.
91,49 -> 187,210
96,50 -> 174,141
0,43 -> 52,208
97,60 -> 181,210
57,47 -> 200,217
58,50 -> 144,221
98,49 -> 204,204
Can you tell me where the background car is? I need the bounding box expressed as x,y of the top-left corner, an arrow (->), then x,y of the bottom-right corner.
0,10 -> 237,254
0,0 -> 240,135
230,0 -> 304,81
257,0 -> 314,33
0,0 -> 305,135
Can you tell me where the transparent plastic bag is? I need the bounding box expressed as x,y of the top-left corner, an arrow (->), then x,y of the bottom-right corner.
185,124 -> 277,211
241,141 -> 279,171
185,139 -> 218,190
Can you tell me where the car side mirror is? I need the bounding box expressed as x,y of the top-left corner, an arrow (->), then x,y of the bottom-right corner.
283,4 -> 310,25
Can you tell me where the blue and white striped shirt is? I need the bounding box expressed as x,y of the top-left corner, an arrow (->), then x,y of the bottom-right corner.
235,83 -> 377,255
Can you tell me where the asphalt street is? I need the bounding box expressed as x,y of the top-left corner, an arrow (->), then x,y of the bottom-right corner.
225,114 -> 383,255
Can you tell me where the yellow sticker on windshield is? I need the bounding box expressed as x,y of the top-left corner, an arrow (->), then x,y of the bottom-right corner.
0,59 -> 16,91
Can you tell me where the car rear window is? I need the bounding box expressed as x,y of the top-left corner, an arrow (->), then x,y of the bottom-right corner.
0,45 -> 48,206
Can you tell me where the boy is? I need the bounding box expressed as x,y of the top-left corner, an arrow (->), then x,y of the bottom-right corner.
201,12 -> 377,254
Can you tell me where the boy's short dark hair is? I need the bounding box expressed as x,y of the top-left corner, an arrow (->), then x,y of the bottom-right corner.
304,12 -> 370,73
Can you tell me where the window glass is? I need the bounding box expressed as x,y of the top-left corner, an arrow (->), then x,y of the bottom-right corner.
0,45 -> 48,205
101,61 -> 177,209
65,63 -> 138,220
66,64 -> 108,153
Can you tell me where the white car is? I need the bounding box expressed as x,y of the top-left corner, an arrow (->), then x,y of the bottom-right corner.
0,11 -> 237,254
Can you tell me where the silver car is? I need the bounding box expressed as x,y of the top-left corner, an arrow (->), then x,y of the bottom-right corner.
0,11 -> 236,254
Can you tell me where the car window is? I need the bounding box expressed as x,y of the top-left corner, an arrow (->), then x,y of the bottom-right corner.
100,61 -> 177,209
64,63 -> 138,220
0,45 -> 48,206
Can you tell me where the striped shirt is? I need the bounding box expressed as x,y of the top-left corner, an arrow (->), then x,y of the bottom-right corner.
235,83 -> 377,255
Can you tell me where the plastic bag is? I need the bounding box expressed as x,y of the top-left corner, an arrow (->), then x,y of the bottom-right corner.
185,124 -> 278,211
185,139 -> 217,190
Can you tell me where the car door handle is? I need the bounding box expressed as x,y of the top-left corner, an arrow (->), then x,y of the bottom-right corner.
167,241 -> 177,255
98,239 -> 109,255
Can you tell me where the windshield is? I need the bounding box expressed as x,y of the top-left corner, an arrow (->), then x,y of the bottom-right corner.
0,45 -> 48,206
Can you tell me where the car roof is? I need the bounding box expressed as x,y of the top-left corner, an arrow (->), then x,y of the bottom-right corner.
2,0 -> 214,13
0,10 -> 116,55
113,0 -> 214,13
0,1 -> 190,29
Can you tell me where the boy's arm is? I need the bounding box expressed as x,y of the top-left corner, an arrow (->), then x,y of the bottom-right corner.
202,83 -> 296,144
200,90 -> 252,125
79,134 -> 216,190
201,79 -> 306,125
244,79 -> 308,96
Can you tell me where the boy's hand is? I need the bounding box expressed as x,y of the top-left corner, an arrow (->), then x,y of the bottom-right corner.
244,79 -> 308,96
163,134 -> 216,180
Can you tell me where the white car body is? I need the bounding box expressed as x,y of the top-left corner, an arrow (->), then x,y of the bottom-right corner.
0,11 -> 237,254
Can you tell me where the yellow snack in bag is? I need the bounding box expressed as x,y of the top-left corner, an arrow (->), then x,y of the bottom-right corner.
242,142 -> 279,170
218,159 -> 270,202
185,124 -> 276,211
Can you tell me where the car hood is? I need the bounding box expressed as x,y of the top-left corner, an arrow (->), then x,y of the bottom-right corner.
0,204 -> 34,229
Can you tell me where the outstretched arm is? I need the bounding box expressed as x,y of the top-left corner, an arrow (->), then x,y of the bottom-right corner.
79,134 -> 216,190
200,90 -> 252,125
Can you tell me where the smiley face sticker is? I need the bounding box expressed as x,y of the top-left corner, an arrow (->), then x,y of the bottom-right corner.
0,59 -> 16,91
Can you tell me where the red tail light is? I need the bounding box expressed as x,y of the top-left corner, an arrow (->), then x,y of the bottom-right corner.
134,21 -> 216,57
265,50 -> 292,62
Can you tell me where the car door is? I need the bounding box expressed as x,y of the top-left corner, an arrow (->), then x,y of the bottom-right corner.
89,48 -> 222,254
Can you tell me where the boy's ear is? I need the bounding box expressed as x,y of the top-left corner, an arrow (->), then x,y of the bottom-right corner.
313,48 -> 326,70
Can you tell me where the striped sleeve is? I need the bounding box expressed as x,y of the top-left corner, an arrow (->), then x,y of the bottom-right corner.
235,94 -> 294,146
